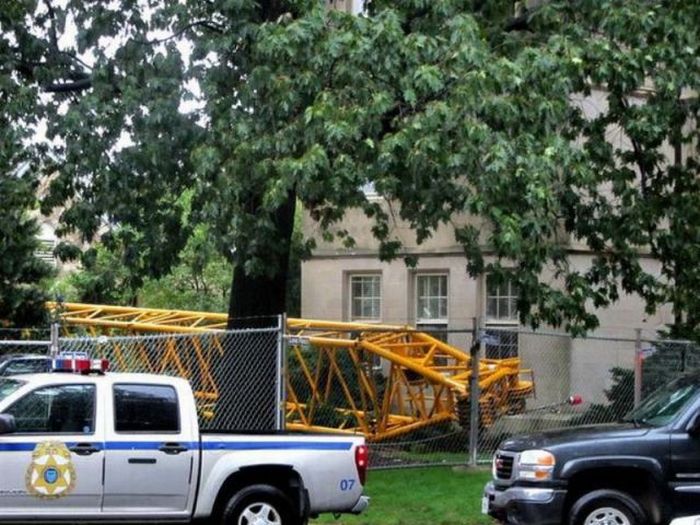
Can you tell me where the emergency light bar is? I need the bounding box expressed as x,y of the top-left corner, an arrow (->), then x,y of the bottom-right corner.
52,354 -> 109,374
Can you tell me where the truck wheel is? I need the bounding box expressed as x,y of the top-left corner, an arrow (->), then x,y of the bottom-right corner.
569,489 -> 647,525
222,484 -> 296,525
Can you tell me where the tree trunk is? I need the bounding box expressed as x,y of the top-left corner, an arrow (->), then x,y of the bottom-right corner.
211,191 -> 295,431
226,0 -> 295,329
215,1 -> 296,431
226,190 -> 296,328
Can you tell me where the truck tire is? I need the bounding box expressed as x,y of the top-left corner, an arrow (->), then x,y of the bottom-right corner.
569,489 -> 648,525
222,484 -> 297,525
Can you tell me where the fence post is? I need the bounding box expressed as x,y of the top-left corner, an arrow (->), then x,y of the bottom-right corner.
49,321 -> 60,358
276,313 -> 287,431
468,317 -> 481,467
634,328 -> 642,408
681,342 -> 688,373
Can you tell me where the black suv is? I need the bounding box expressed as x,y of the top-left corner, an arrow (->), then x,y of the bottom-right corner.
0,354 -> 50,376
483,372 -> 700,525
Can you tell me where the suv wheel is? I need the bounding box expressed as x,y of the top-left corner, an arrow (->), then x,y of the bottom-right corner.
569,489 -> 647,525
222,484 -> 296,525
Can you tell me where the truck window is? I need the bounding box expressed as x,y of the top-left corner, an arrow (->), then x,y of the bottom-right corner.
4,384 -> 95,434
0,378 -> 24,403
114,384 -> 180,433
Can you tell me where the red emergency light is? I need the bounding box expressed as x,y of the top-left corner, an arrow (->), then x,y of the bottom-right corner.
52,355 -> 109,375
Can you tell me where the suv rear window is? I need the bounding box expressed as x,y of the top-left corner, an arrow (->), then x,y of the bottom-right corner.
1,358 -> 50,376
113,384 -> 180,433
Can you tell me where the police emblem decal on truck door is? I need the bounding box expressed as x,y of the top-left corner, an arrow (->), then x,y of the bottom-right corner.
25,442 -> 76,498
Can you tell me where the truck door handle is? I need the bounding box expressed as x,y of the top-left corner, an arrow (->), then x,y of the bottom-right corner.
128,458 -> 157,464
159,442 -> 188,455
69,443 -> 100,456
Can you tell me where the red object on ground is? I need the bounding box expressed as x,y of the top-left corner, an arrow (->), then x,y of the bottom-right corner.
568,394 -> 583,406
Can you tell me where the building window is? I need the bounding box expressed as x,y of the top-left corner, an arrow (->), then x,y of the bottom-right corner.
485,274 -> 518,358
350,274 -> 381,322
484,329 -> 519,359
415,273 -> 448,343
35,238 -> 56,267
361,181 -> 378,197
328,0 -> 365,14
326,0 -> 353,13
486,274 -> 518,322
416,273 -> 448,322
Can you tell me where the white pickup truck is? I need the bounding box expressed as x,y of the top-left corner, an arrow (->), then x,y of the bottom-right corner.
0,361 -> 369,524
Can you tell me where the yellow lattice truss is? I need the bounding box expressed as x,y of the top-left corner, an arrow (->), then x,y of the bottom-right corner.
48,302 -> 535,442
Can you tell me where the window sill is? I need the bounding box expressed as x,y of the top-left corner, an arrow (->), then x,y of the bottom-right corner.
484,320 -> 519,326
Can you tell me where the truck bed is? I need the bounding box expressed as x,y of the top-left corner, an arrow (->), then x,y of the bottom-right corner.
194,433 -> 367,517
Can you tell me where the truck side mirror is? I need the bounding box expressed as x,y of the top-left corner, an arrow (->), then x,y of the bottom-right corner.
688,413 -> 700,437
0,414 -> 16,435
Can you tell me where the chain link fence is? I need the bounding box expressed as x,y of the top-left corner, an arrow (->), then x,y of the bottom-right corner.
0,327 -> 54,375
473,328 -> 638,464
640,339 -> 700,396
347,327 -> 700,469
0,323 -> 285,433
0,320 -> 698,470
472,332 -> 700,465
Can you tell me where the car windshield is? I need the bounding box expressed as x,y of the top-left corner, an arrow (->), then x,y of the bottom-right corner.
0,379 -> 25,404
624,375 -> 700,427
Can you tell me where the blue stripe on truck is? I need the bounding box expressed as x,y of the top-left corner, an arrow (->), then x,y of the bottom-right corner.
0,442 -> 39,452
0,441 -> 354,452
0,442 -> 106,452
200,440 -> 354,451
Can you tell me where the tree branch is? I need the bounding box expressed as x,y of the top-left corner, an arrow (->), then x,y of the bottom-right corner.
44,78 -> 93,93
619,96 -> 657,197
12,1 -> 95,93
505,13 -> 529,32
44,0 -> 59,51
27,17 -> 222,95
60,51 -> 93,71
132,20 -> 224,45
257,0 -> 286,22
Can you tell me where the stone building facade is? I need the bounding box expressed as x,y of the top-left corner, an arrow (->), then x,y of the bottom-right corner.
300,84 -> 678,404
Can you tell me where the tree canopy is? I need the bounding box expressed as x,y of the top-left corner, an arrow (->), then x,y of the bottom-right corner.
0,3 -> 53,327
2,0 -> 698,336
51,225 -> 233,311
0,167 -> 53,327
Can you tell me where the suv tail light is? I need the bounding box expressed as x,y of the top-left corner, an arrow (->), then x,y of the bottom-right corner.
355,444 -> 368,485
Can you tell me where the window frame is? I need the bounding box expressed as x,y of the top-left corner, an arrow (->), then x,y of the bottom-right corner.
485,274 -> 519,324
483,328 -> 519,359
415,273 -> 449,326
112,383 -> 181,435
34,237 -> 57,266
327,0 -> 355,14
3,382 -> 97,436
348,273 -> 382,323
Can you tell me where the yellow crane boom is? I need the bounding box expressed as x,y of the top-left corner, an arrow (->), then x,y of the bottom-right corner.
48,302 -> 534,441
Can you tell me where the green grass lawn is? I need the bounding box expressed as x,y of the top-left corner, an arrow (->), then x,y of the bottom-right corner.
313,467 -> 494,525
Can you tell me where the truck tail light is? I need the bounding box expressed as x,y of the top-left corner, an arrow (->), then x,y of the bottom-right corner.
355,444 -> 368,485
